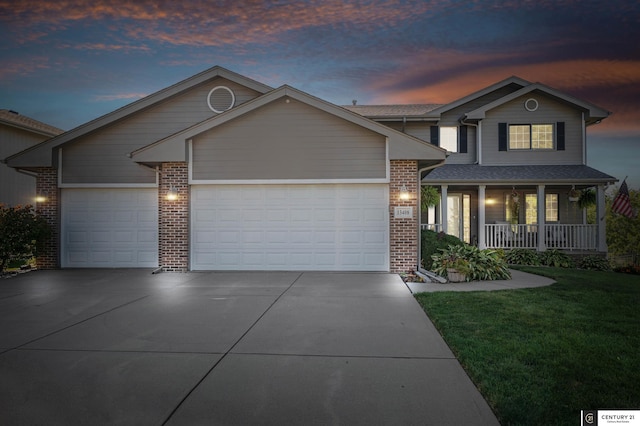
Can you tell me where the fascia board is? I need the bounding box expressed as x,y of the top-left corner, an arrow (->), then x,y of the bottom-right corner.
133,85 -> 448,163
7,66 -> 273,168
427,76 -> 531,117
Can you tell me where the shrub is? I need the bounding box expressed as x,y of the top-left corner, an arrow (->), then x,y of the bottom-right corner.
505,248 -> 541,266
431,244 -> 511,282
0,204 -> 51,273
578,255 -> 612,271
539,249 -> 575,268
421,230 -> 465,269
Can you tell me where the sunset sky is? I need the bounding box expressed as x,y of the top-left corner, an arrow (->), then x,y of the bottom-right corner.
1,0 -> 639,187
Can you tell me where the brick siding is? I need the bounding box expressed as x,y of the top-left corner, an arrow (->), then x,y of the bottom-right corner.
34,167 -> 59,269
389,160 -> 418,273
159,162 -> 189,272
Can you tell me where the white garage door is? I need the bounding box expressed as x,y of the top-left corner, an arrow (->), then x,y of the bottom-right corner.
191,184 -> 389,271
61,188 -> 158,268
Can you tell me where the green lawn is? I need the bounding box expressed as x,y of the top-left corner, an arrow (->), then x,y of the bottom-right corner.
414,267 -> 640,426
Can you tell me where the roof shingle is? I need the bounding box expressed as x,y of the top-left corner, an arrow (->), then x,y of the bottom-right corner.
0,109 -> 64,137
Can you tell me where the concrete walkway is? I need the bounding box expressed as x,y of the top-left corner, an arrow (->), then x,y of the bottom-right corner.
406,268 -> 556,293
0,270 -> 500,425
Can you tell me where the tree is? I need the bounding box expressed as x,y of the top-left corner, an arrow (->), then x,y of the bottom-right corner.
606,187 -> 640,257
0,205 -> 51,273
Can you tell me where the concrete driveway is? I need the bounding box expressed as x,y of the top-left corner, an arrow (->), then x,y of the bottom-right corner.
0,270 -> 499,425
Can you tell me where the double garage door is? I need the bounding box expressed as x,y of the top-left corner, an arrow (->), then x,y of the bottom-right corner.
191,184 -> 389,271
61,184 -> 389,271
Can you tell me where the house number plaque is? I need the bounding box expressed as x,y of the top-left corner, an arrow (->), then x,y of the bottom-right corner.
394,206 -> 413,219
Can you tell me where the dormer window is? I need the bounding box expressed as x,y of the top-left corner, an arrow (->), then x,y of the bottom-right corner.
509,124 -> 554,150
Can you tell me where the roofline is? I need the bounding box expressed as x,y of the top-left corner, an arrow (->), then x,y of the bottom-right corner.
5,66 -> 274,167
425,76 -> 531,118
421,177 -> 617,185
0,119 -> 62,138
132,84 -> 448,161
464,82 -> 611,122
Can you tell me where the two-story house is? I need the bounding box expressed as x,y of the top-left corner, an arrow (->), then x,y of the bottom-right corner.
347,77 -> 616,255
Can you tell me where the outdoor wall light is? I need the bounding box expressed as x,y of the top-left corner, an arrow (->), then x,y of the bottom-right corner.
166,187 -> 178,201
399,184 -> 410,200
486,197 -> 496,205
35,193 -> 47,203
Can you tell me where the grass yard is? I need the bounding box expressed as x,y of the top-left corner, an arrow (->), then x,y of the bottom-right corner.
415,266 -> 640,426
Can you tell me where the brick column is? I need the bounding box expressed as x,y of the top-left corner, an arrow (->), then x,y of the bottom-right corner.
389,160 -> 418,273
35,167 -> 59,269
159,162 -> 189,272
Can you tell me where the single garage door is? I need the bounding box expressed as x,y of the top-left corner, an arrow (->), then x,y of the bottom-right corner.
191,184 -> 389,271
61,188 -> 158,268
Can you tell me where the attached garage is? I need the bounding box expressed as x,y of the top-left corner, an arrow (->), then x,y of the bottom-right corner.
191,184 -> 389,271
61,188 -> 158,268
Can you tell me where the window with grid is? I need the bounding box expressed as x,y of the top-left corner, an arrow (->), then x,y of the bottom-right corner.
509,124 -> 554,150
546,194 -> 558,222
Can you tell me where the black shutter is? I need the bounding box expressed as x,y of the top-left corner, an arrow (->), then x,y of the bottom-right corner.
459,125 -> 468,153
498,123 -> 507,151
557,122 -> 565,151
430,125 -> 439,146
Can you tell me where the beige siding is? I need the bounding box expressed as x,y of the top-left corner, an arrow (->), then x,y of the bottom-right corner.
0,126 -> 49,205
192,98 -> 387,180
61,78 -> 262,184
446,126 -> 477,165
481,93 -> 584,165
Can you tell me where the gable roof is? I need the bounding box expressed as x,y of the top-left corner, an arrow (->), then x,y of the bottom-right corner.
422,164 -> 617,185
0,109 -> 64,137
5,66 -> 273,168
425,76 -> 531,118
132,85 -> 447,164
464,82 -> 611,124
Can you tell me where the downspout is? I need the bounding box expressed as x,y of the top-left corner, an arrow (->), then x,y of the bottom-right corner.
417,162 -> 445,273
460,115 -> 480,164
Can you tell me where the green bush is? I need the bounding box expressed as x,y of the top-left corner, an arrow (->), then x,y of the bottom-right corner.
505,248 -> 541,266
578,255 -> 612,271
431,244 -> 511,281
0,204 -> 51,273
421,230 -> 465,269
539,249 -> 575,268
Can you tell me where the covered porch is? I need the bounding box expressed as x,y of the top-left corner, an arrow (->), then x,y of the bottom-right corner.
421,182 -> 609,252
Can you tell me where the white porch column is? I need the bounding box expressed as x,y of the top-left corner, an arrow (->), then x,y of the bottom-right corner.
478,185 -> 486,249
440,185 -> 448,234
597,184 -> 607,252
537,185 -> 546,251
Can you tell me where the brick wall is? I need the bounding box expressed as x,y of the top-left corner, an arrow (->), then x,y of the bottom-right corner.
389,160 -> 418,273
159,162 -> 189,271
34,167 -> 59,269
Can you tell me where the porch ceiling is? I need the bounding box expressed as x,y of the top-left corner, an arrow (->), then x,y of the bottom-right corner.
422,164 -> 617,185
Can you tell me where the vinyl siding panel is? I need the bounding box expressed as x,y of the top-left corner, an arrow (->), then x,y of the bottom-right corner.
438,85 -> 523,126
61,78 -> 262,184
0,126 -> 49,205
481,93 -> 584,165
445,126 -> 477,165
192,98 -> 386,180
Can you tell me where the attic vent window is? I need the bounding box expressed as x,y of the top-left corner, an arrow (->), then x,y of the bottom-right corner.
524,98 -> 539,112
207,86 -> 235,113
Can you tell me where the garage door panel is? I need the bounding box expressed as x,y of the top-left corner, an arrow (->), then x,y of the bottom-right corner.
191,184 -> 388,271
62,189 -> 158,268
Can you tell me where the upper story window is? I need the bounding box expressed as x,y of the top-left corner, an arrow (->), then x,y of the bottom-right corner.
509,124 -> 554,150
499,122 -> 564,152
440,126 -> 458,152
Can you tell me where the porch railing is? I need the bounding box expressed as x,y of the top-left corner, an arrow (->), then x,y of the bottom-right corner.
484,223 -> 598,251
422,223 -> 598,251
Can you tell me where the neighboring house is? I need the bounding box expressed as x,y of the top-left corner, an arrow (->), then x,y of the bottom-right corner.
347,76 -> 616,255
0,109 -> 64,206
5,66 -> 446,272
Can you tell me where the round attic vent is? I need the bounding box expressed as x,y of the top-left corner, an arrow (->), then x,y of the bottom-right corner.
524,98 -> 539,112
207,86 -> 235,113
